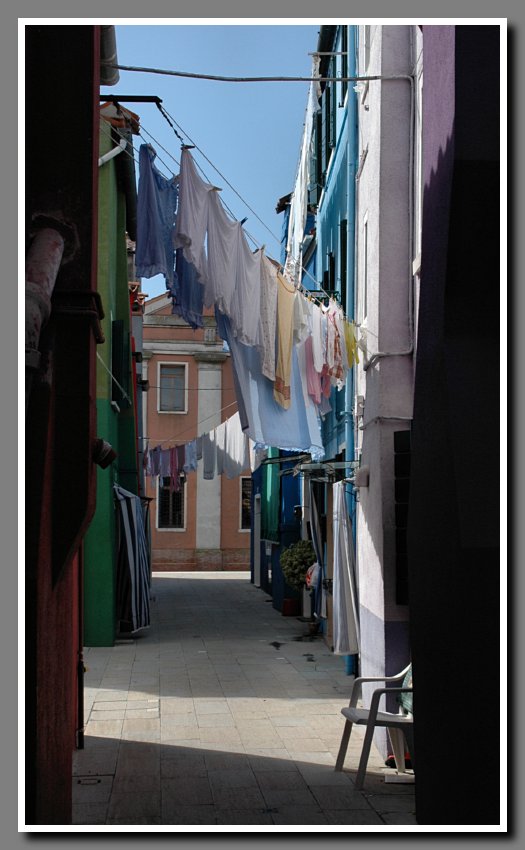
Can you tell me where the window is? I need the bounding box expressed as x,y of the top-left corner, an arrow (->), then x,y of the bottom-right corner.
240,477 -> 252,531
158,477 -> 185,529
158,362 -> 187,413
339,219 -> 348,305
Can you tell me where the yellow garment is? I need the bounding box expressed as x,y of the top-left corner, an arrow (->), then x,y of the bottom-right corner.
273,273 -> 296,409
344,320 -> 360,367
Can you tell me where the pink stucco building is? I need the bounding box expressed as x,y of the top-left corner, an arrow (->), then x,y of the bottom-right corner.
142,293 -> 252,571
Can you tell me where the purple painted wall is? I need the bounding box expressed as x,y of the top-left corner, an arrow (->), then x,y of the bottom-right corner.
407,25 -> 500,825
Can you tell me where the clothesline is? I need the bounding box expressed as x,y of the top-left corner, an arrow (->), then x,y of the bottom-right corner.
101,107 -> 354,319
143,400 -> 240,448
135,145 -> 361,459
144,410 -> 261,488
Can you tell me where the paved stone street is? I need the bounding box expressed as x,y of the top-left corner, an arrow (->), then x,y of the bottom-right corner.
73,572 -> 416,828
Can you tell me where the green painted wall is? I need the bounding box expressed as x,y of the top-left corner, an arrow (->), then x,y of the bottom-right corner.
84,126 -> 138,646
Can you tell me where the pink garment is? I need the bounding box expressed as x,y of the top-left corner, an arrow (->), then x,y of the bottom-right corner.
311,303 -> 325,373
257,254 -> 278,381
305,335 -> 322,405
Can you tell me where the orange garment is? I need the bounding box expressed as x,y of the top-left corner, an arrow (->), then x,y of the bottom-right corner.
273,273 -> 296,409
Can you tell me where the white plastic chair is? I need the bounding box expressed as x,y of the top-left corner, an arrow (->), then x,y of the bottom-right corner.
335,663 -> 414,790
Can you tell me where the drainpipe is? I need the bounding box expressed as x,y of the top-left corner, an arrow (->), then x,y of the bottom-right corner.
25,217 -> 76,413
346,25 -> 358,499
345,26 -> 359,677
98,135 -> 127,167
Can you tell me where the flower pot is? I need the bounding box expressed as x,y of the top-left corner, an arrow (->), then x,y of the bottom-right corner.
282,598 -> 301,616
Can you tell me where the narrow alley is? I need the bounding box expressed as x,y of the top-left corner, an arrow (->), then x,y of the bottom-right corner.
73,571 -> 416,828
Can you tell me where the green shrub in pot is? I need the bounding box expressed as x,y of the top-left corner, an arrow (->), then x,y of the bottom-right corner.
280,539 -> 316,591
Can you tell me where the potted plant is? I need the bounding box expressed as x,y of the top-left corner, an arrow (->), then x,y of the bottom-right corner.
280,540 -> 317,617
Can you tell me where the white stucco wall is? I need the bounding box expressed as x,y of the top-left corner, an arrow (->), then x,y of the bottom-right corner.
354,26 -> 416,676
196,361 -> 222,550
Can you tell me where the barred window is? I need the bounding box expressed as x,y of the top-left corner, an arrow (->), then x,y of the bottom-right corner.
240,477 -> 252,530
158,477 -> 185,529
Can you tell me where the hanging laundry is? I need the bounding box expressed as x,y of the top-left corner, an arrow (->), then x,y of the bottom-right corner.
149,446 -> 161,478
183,440 -> 198,473
215,421 -> 227,476
344,319 -> 360,367
195,435 -> 203,461
257,254 -> 279,381
230,238 -> 262,347
114,485 -> 151,633
327,306 -> 345,386
159,448 -> 171,478
335,306 -> 349,372
136,144 -> 179,286
170,248 -> 205,330
223,412 -> 250,479
173,146 -> 213,284
283,64 -> 320,286
202,430 -> 216,480
176,445 -> 186,474
216,309 -> 324,459
205,187 -> 242,313
293,288 -> 310,344
304,335 -> 322,406
169,446 -> 180,494
311,302 -> 325,374
273,273 -> 296,410
332,481 -> 360,655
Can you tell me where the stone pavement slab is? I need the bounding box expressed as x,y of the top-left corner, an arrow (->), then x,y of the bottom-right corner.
73,571 -> 416,828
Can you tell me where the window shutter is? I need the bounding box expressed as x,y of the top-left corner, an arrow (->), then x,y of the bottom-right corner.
308,114 -> 319,207
322,86 -> 330,173
111,319 -> 130,407
339,219 -> 347,303
341,27 -> 348,103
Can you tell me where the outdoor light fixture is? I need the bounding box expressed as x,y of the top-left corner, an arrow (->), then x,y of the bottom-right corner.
92,437 -> 117,469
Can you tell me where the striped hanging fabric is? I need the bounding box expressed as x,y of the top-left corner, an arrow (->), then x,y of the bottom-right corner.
114,485 -> 151,633
332,481 -> 360,655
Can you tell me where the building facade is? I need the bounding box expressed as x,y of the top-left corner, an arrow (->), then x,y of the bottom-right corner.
143,294 -> 252,571
25,25 -> 113,825
352,25 -> 421,733
406,24 -> 500,825
82,105 -> 146,647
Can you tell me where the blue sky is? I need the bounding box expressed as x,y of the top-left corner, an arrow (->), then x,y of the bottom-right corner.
107,23 -> 321,299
